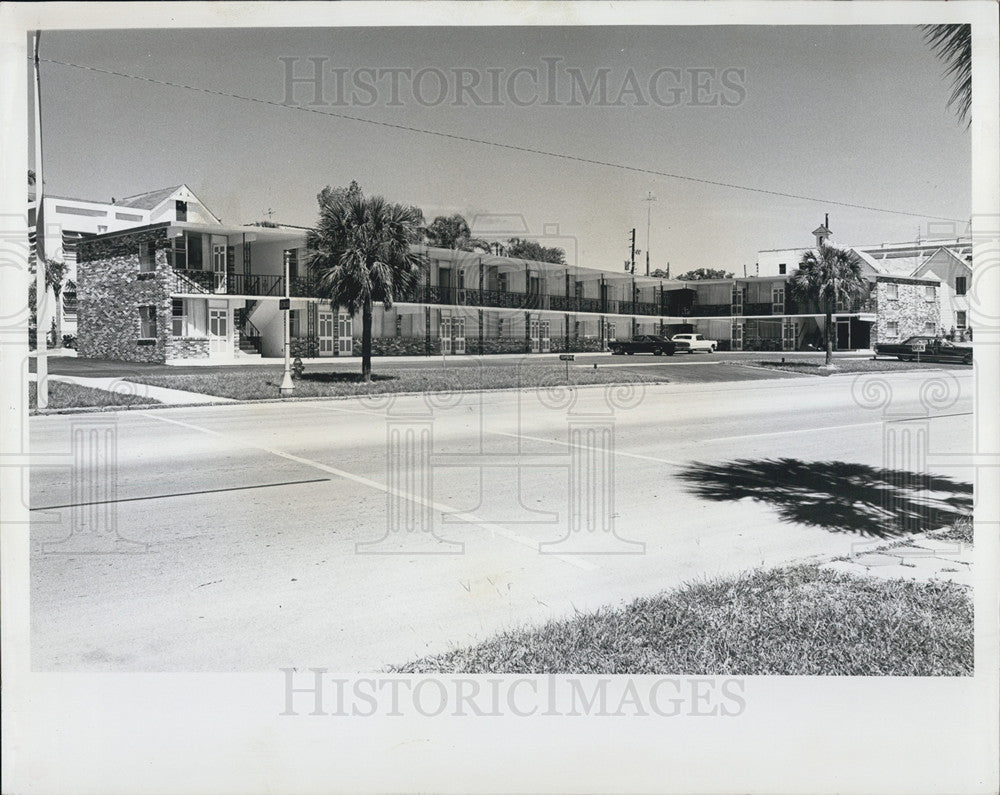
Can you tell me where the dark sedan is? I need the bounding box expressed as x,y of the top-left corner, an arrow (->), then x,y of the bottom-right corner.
609,335 -> 676,356
874,335 -> 973,364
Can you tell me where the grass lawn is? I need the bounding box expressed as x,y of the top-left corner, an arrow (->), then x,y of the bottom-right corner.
392,563 -> 972,675
732,358 -> 972,376
29,381 -> 161,410
123,363 -> 660,400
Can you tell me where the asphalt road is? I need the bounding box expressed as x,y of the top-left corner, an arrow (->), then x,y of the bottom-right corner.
28,368 -> 975,671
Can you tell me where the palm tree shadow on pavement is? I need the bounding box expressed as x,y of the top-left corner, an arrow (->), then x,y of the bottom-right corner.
676,458 -> 972,538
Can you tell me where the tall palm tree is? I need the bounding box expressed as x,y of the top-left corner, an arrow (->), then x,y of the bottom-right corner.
788,244 -> 866,365
922,24 -> 972,126
306,191 -> 425,381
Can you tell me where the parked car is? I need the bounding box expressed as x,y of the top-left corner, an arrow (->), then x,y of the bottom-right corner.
609,334 -> 676,356
875,336 -> 973,364
671,333 -> 717,353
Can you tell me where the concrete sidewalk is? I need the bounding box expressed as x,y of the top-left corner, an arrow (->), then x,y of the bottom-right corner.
31,374 -> 233,405
820,533 -> 972,587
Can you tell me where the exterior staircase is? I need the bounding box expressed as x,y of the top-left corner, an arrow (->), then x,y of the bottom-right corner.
235,304 -> 263,359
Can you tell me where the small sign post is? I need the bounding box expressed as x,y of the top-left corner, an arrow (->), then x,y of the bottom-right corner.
559,353 -> 574,382
911,339 -> 926,363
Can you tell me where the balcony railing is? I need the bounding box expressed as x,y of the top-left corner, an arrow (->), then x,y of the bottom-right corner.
686,303 -> 732,317
169,270 -> 878,318
172,270 -> 316,298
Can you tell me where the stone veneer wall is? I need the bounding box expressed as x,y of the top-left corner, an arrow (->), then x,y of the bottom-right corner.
77,228 -> 173,363
873,277 -> 941,344
167,337 -> 211,359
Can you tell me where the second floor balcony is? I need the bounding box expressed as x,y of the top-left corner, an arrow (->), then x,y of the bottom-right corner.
168,268 -> 878,318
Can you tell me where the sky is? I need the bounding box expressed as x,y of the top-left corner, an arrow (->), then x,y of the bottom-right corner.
32,25 -> 971,274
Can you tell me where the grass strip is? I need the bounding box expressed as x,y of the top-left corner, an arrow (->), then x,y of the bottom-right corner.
731,358 -> 972,376
392,564 -> 972,675
123,364 -> 658,400
29,381 -> 161,409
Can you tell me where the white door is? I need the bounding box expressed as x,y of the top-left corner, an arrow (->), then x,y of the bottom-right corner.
732,320 -> 743,351
772,288 -> 785,315
540,320 -> 551,353
606,321 -> 616,350
318,310 -> 334,356
782,318 -> 795,351
440,317 -> 452,355
530,318 -> 540,353
337,313 -> 353,355
212,245 -> 227,293
209,307 -> 229,356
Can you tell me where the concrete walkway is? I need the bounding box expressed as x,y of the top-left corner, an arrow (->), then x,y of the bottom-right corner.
820,533 -> 972,587
32,374 -> 233,405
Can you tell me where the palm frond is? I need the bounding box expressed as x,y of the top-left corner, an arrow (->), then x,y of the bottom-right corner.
921,23 -> 972,126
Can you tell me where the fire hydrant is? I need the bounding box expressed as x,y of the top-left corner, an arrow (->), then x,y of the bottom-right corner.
292,357 -> 304,380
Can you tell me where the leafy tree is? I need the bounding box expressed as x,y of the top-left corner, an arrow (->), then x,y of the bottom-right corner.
676,268 -> 733,280
504,237 -> 566,264
316,180 -> 363,208
788,244 -> 866,365
650,268 -> 670,278
306,189 -> 425,381
922,24 -> 971,126
425,213 -> 489,252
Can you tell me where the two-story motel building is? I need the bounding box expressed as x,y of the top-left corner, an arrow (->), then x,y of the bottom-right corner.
72,192 -> 944,364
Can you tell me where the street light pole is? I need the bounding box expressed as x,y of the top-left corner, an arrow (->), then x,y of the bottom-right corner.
279,251 -> 295,396
644,191 -> 657,277
33,31 -> 48,409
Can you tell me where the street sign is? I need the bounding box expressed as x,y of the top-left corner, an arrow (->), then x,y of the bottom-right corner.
911,340 -> 926,352
559,354 -> 575,361
279,298 -> 290,310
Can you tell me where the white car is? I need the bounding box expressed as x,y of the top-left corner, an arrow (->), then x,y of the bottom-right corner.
671,333 -> 717,353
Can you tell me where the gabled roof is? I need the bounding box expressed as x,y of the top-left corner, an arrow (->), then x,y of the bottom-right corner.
113,184 -> 222,223
849,248 -> 888,276
911,245 -> 971,279
114,185 -> 183,210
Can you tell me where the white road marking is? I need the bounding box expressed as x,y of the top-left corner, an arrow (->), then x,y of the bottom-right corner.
492,411 -> 970,458
138,411 -> 597,571
488,430 -> 685,466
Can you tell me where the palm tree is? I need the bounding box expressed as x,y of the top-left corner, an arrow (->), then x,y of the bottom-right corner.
28,257 -> 67,347
788,244 -> 866,365
306,191 -> 425,381
922,24 -> 971,126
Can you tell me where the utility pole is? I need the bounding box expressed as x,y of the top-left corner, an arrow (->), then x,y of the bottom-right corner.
629,228 -> 636,274
644,191 -> 656,277
279,251 -> 295,396
33,31 -> 48,409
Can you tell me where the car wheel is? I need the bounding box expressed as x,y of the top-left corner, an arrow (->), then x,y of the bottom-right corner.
626,350 -> 634,355
709,345 -> 716,353
653,349 -> 663,356
610,346 -> 621,355
667,349 -> 675,356
897,356 -> 907,361
964,353 -> 973,365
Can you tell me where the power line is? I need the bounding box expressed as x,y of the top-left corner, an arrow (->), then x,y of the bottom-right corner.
41,56 -> 966,224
